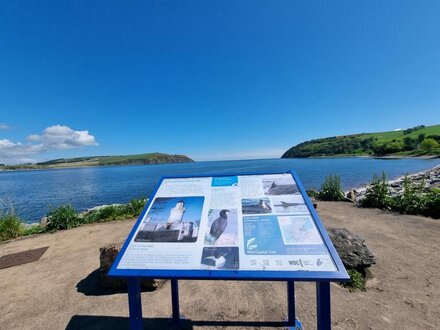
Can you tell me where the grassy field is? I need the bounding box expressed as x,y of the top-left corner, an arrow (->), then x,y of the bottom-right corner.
282,124 -> 440,158
0,153 -> 194,170
362,125 -> 440,143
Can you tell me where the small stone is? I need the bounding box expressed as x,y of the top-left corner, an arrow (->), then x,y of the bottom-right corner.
309,197 -> 318,209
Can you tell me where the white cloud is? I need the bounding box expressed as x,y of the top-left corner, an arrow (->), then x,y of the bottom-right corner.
0,125 -> 98,164
29,125 -> 98,150
394,128 -> 403,131
0,124 -> 10,130
26,134 -> 41,142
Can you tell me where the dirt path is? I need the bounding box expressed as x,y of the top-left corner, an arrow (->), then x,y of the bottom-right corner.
1,202 -> 439,329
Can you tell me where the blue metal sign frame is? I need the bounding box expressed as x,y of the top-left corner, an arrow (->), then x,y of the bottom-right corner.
109,170 -> 350,329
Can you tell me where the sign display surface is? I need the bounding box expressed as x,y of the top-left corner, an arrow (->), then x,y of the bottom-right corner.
110,172 -> 348,280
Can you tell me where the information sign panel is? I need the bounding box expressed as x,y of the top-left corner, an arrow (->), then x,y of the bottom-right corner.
109,171 -> 348,281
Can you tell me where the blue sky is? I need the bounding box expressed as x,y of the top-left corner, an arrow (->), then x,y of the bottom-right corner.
1,1 -> 439,164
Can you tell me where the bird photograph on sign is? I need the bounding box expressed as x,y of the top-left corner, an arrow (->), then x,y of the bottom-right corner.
200,247 -> 239,270
241,198 -> 272,214
204,209 -> 238,246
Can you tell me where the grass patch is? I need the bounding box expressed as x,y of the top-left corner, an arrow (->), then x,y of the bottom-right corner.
46,204 -> 83,231
318,174 -> 345,201
0,212 -> 24,241
0,197 -> 147,241
306,190 -> 319,198
341,269 -> 366,292
83,198 -> 147,223
282,124 -> 440,158
360,172 -> 390,209
23,225 -> 44,236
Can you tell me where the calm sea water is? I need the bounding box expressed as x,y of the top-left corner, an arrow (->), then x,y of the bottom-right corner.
1,157 -> 439,223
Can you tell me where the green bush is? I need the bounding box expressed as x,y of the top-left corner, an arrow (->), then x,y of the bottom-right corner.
46,204 -> 83,231
423,189 -> 440,219
360,173 -> 440,219
341,269 -> 366,292
318,175 -> 345,201
0,212 -> 24,241
360,172 -> 390,209
83,198 -> 147,223
98,205 -> 123,221
0,198 -> 148,239
23,225 -> 43,236
306,190 -> 319,198
83,207 -> 108,223
125,197 -> 147,216
420,138 -> 439,153
390,177 -> 425,215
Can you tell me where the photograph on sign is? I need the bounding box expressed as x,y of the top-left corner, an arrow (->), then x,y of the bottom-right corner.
263,176 -> 300,195
204,209 -> 238,246
241,198 -> 272,214
200,247 -> 239,270
135,196 -> 204,243
271,195 -> 308,214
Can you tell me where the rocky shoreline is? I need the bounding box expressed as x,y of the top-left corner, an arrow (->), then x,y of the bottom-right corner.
347,164 -> 440,203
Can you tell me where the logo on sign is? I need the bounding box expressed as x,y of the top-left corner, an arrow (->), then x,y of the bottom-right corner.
288,259 -> 303,267
246,238 -> 257,250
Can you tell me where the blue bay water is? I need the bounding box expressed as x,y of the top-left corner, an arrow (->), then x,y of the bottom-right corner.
1,157 -> 439,223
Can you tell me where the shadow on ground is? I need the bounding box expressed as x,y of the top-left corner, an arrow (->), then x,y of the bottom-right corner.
66,315 -> 288,329
76,269 -> 158,296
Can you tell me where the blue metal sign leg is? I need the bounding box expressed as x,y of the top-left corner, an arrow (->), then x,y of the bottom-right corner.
287,281 -> 296,325
127,277 -> 143,330
316,282 -> 331,330
287,281 -> 303,329
171,279 -> 181,323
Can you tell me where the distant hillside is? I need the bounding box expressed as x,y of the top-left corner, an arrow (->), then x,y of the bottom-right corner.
282,125 -> 440,158
1,153 -> 194,170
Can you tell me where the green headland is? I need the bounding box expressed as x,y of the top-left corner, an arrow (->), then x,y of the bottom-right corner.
282,124 -> 440,158
0,152 -> 194,170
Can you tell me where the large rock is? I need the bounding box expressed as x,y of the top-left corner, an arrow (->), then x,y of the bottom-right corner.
328,228 -> 375,272
39,216 -> 48,228
99,243 -> 164,290
346,190 -> 357,202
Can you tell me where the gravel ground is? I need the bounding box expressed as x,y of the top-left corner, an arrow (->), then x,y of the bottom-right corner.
1,202 -> 439,330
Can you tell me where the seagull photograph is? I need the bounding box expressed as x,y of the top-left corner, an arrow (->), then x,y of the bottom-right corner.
200,247 -> 239,270
204,253 -> 227,269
